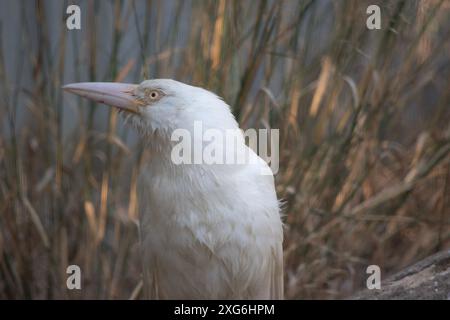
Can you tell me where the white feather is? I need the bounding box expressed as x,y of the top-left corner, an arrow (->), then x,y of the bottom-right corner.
135,80 -> 284,299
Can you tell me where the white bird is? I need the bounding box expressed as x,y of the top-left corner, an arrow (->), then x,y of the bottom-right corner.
63,79 -> 283,299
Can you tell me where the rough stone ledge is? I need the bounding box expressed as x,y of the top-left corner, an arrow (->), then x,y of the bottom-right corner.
352,249 -> 450,300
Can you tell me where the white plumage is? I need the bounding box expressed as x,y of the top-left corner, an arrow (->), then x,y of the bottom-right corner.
63,79 -> 284,299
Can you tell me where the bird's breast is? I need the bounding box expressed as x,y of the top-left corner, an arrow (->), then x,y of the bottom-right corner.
137,162 -> 282,299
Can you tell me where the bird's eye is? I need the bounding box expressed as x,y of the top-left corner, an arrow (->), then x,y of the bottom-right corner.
148,90 -> 160,100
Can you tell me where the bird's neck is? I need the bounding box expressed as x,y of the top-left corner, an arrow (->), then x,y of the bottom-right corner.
140,128 -> 250,180
142,134 -> 201,178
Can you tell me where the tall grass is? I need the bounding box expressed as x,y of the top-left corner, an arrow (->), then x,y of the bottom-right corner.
0,0 -> 449,299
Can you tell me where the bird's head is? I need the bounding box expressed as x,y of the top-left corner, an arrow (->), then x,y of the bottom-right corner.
63,79 -> 238,140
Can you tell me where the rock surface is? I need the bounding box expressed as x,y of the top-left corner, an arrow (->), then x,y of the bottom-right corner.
353,249 -> 450,300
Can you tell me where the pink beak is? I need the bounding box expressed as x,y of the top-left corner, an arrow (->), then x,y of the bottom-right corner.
63,82 -> 142,114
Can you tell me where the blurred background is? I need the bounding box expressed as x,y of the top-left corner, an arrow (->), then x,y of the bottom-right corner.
0,0 -> 449,299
